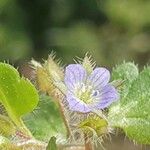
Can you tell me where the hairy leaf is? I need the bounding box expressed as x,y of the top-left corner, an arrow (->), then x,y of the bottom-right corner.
112,62 -> 139,99
79,116 -> 108,136
109,66 -> 150,144
24,94 -> 66,140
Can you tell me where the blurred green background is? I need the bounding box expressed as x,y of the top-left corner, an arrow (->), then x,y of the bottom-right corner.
0,0 -> 150,67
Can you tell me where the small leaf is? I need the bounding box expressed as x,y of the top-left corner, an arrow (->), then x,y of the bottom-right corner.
0,63 -> 39,134
79,116 -> 108,136
24,94 -> 66,140
108,66 -> 150,144
112,62 -> 139,99
46,136 -> 58,150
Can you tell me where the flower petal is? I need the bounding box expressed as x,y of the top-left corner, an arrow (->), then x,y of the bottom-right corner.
95,84 -> 119,109
64,64 -> 87,90
66,92 -> 91,113
88,67 -> 110,89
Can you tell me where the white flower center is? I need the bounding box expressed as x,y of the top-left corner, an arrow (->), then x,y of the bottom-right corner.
75,83 -> 98,104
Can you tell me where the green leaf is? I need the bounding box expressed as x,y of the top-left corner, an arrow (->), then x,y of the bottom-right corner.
79,116 -> 108,137
46,136 -> 58,150
112,62 -> 139,99
24,94 -> 66,140
108,66 -> 150,144
0,63 -> 39,133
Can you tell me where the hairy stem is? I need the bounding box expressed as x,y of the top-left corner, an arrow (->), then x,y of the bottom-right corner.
18,119 -> 34,139
84,134 -> 93,150
47,91 -> 71,138
57,99 -> 71,138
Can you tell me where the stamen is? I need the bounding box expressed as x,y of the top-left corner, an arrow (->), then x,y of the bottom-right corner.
75,83 -> 94,104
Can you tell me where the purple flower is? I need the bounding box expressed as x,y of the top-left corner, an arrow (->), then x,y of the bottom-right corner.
64,64 -> 119,113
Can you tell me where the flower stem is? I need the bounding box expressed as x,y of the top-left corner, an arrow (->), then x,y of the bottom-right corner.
57,98 -> 71,138
18,119 -> 34,139
84,134 -> 93,150
47,91 -> 71,138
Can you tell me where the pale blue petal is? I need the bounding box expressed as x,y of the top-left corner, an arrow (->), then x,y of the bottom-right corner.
65,64 -> 87,90
95,84 -> 119,109
66,92 -> 91,113
88,67 -> 110,89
